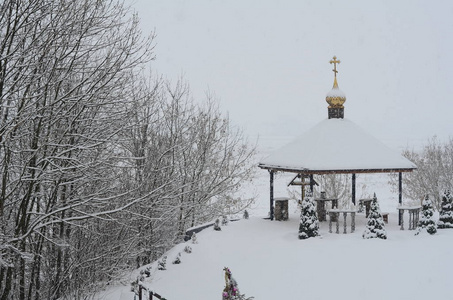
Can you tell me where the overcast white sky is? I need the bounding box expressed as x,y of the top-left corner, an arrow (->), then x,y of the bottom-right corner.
128,0 -> 453,149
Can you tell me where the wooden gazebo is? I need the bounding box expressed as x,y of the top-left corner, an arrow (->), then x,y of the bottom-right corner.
258,56 -> 416,220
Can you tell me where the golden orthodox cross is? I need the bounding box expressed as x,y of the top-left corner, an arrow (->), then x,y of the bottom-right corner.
329,56 -> 340,77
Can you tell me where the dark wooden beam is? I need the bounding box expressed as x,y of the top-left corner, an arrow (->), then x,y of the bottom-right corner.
309,174 -> 314,192
258,164 -> 415,175
398,172 -> 402,225
269,170 -> 274,221
352,173 -> 356,205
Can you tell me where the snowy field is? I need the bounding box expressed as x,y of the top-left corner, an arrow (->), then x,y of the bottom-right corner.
97,136 -> 452,300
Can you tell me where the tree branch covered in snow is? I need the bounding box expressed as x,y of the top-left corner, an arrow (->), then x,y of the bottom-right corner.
0,1 -> 256,299
389,137 -> 453,210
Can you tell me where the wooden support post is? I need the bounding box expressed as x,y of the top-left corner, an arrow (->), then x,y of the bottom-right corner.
270,170 -> 274,220
309,174 -> 314,192
398,172 -> 402,225
352,173 -> 356,205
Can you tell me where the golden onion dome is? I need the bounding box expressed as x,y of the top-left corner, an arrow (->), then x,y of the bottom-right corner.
326,56 -> 346,108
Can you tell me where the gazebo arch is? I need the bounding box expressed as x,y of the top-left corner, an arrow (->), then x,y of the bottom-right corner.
258,56 -> 416,221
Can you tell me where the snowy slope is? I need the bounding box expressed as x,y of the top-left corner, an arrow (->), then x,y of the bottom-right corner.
97,171 -> 453,300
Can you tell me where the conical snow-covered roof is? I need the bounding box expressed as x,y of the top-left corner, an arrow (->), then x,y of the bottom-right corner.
258,118 -> 416,174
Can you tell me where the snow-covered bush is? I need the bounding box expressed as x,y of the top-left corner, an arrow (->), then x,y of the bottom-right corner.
298,191 -> 319,239
191,232 -> 198,244
172,253 -> 182,264
222,267 -> 254,300
214,219 -> 222,231
157,256 -> 167,270
438,190 -> 453,229
362,194 -> 387,239
184,245 -> 192,254
416,195 -> 437,235
222,215 -> 229,226
144,266 -> 152,277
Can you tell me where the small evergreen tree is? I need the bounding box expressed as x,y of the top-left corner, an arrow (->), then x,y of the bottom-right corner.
191,232 -> 198,244
243,210 -> 249,219
222,215 -> 229,226
172,252 -> 182,264
214,218 -> 222,231
362,193 -> 387,239
298,190 -> 319,239
416,195 -> 437,235
157,256 -> 167,270
144,266 -> 152,277
438,189 -> 453,229
222,267 -> 254,300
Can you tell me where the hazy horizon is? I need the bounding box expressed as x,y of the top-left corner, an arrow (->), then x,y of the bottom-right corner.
129,0 -> 453,149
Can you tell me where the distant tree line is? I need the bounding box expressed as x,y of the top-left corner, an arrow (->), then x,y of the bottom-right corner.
0,1 -> 255,299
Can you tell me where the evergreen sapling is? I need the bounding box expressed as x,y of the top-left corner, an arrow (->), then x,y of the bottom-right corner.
172,252 -> 181,264
362,193 -> 387,239
157,256 -> 167,270
416,195 -> 437,235
222,215 -> 229,226
191,232 -> 198,244
438,190 -> 453,229
214,218 -> 222,231
298,190 -> 319,239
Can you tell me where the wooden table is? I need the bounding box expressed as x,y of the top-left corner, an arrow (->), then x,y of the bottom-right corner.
397,206 -> 421,230
314,198 -> 338,222
327,209 -> 357,234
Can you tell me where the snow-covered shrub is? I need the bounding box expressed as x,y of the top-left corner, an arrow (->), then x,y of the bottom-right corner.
362,194 -> 387,239
416,195 -> 437,235
214,219 -> 222,231
191,232 -> 198,244
157,256 -> 167,270
298,191 -> 319,239
438,190 -> 453,229
222,267 -> 254,300
172,253 -> 181,264
144,266 -> 152,277
243,210 -> 249,219
222,215 -> 229,226
184,245 -> 192,254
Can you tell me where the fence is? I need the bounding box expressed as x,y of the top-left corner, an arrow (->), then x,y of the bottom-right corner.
137,285 -> 167,300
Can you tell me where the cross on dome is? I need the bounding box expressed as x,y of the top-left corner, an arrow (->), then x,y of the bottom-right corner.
329,56 -> 340,77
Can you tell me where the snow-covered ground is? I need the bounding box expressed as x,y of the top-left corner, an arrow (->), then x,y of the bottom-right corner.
97,136 -> 452,300
98,174 -> 452,300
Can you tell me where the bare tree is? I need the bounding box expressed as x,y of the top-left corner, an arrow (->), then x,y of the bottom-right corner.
1,1 -> 256,299
0,0 -> 154,299
389,137 -> 453,210
117,76 -> 256,267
